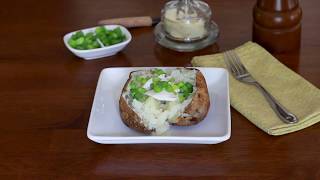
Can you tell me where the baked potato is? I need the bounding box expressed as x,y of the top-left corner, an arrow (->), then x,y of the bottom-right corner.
119,68 -> 210,135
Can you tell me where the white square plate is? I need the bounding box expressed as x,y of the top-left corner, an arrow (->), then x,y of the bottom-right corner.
87,67 -> 231,144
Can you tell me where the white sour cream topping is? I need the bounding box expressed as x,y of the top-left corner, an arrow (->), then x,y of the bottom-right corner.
145,91 -> 178,102
143,78 -> 153,90
158,74 -> 170,81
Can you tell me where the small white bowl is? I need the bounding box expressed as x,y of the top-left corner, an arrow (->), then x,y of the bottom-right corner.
63,25 -> 132,60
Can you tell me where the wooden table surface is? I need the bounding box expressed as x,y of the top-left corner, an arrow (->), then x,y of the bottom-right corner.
1,0 -> 319,179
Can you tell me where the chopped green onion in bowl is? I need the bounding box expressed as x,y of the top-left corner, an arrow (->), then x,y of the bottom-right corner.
67,26 -> 127,50
63,25 -> 132,60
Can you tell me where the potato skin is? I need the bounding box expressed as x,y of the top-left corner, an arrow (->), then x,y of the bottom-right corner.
119,68 -> 210,134
119,72 -> 154,134
171,69 -> 210,126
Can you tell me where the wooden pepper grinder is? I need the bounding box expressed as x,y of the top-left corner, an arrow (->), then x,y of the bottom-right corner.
253,0 -> 302,53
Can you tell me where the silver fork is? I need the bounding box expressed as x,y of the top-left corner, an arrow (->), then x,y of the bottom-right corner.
223,50 -> 298,124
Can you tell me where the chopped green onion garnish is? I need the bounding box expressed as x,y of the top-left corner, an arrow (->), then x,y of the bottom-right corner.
153,83 -> 163,93
151,68 -> 166,76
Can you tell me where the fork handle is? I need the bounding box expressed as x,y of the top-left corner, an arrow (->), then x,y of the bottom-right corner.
254,83 -> 298,124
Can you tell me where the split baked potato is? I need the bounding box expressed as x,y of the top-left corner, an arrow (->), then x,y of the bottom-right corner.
119,68 -> 210,135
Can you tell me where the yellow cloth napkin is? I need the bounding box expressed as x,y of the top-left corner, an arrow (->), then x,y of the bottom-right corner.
192,41 -> 320,135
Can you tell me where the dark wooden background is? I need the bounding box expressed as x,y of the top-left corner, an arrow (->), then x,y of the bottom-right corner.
0,0 -> 319,179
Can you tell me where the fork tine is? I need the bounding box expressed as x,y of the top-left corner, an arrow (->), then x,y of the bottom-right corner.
227,51 -> 243,75
229,50 -> 247,74
223,51 -> 231,69
225,51 -> 241,76
224,51 -> 238,76
223,52 -> 231,71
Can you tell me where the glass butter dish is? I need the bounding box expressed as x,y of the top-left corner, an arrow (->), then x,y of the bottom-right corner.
154,0 -> 219,52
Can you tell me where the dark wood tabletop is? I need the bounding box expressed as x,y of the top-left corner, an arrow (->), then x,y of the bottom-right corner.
1,0 -> 319,179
